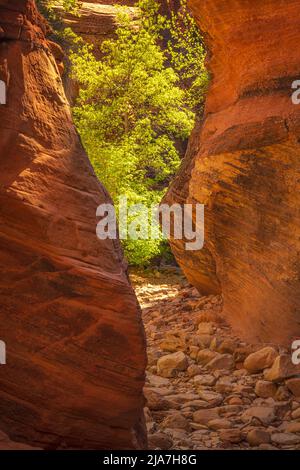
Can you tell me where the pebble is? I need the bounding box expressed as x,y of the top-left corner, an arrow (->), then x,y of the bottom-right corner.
133,276 -> 297,450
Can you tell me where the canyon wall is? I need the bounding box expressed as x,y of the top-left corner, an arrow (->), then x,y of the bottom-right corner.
165,0 -> 300,345
0,0 -> 146,449
60,1 -> 137,101
62,1 -> 136,59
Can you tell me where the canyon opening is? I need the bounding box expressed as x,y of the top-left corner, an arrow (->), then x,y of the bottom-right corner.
0,0 -> 300,460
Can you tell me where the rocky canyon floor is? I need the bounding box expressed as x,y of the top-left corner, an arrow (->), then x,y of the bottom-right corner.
131,269 -> 300,451
1,270 -> 300,450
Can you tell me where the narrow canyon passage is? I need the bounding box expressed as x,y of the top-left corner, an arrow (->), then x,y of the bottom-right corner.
131,270 -> 300,450
1,0 -> 300,452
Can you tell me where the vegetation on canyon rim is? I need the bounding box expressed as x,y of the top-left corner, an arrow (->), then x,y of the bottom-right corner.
38,0 -> 208,266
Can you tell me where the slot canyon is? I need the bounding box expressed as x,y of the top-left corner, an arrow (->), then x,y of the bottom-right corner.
0,0 -> 300,452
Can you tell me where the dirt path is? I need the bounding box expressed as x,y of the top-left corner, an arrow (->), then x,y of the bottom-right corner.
131,270 -> 300,450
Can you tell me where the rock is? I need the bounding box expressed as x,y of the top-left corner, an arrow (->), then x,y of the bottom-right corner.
189,346 -> 200,360
148,433 -> 173,450
148,350 -> 161,367
258,444 -> 278,450
292,408 -> 300,420
208,418 -> 232,431
273,401 -> 291,420
255,380 -> 277,398
187,365 -> 202,377
144,407 -> 152,422
0,0 -> 146,450
157,352 -> 188,378
164,0 -> 300,346
216,377 -> 235,394
160,331 -> 187,353
247,429 -> 271,446
62,0 -> 136,54
182,400 -> 210,410
244,347 -> 277,373
194,374 -> 216,386
0,430 -> 41,450
264,355 -> 300,382
275,385 -> 291,402
197,322 -> 215,335
193,408 -> 220,425
196,349 -> 218,366
147,373 -> 170,388
241,407 -> 276,425
286,378 -> 300,397
161,412 -> 190,431
191,334 -> 213,348
198,390 -> 223,405
207,354 -> 235,370
227,397 -> 243,406
234,347 -> 255,364
167,393 -> 199,404
271,433 -> 300,446
219,429 -> 243,444
219,404 -> 243,417
217,339 -> 238,355
144,389 -> 170,411
285,422 -> 300,433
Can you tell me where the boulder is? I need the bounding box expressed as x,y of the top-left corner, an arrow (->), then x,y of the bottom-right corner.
148,432 -> 173,450
161,412 -> 190,431
285,422 -> 300,433
255,380 -> 277,399
207,353 -> 235,371
271,433 -> 300,446
197,322 -> 215,335
264,355 -> 300,382
219,429 -> 243,444
193,408 -> 220,425
208,418 -> 232,431
157,351 -> 188,378
286,378 -> 300,397
196,349 -> 218,366
241,407 -> 276,425
244,347 -> 277,373
247,429 -> 271,447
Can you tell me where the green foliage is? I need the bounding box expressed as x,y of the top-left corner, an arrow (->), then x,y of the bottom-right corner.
36,0 -> 81,24
167,0 -> 209,115
41,0 -> 208,266
69,6 -> 195,265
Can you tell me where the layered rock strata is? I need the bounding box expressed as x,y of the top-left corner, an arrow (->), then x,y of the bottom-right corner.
0,0 -> 146,450
164,0 -> 300,345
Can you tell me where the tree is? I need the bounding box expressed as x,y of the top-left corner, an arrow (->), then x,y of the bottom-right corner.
38,0 -> 208,266
167,0 -> 209,116
69,4 -> 194,265
36,0 -> 81,23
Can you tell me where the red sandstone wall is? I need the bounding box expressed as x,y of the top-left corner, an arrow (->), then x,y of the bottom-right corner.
0,0 -> 146,449
165,0 -> 300,345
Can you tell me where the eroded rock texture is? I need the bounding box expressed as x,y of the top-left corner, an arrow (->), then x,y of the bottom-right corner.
62,1 -> 136,58
59,1 -> 137,102
0,0 -> 146,449
165,0 -> 300,345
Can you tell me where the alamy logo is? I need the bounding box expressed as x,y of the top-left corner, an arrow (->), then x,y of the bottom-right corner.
292,340 -> 300,365
0,340 -> 6,365
96,196 -> 205,251
0,80 -> 6,105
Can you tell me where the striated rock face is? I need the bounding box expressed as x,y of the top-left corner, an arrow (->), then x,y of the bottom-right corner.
165,0 -> 300,345
59,1 -> 137,102
62,1 -> 136,58
0,0 -> 146,449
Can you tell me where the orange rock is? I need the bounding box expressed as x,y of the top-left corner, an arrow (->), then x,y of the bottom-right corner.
0,0 -> 146,449
164,0 -> 300,345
